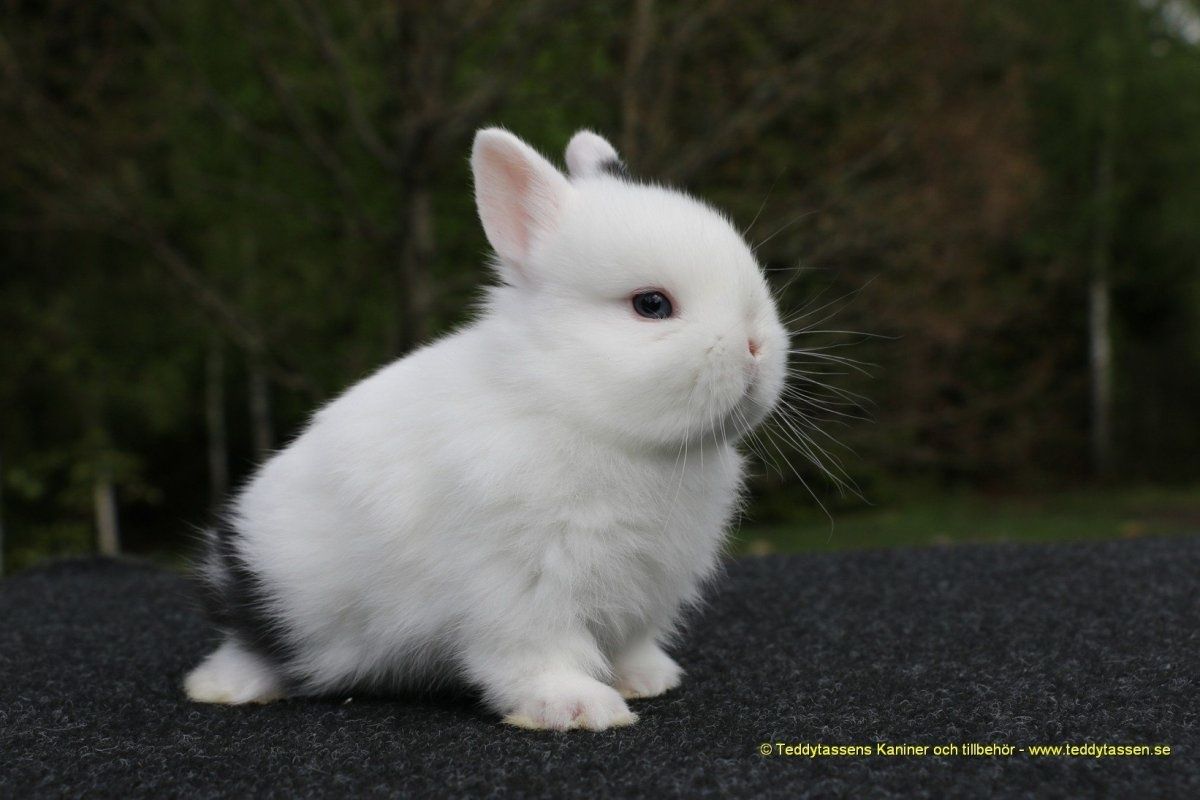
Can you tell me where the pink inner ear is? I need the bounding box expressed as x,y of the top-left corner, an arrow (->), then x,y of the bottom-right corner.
474,131 -> 571,268
495,156 -> 536,256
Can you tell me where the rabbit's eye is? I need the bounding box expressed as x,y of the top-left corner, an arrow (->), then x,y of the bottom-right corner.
632,291 -> 673,320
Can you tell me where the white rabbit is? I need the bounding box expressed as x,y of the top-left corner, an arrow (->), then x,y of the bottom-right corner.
184,128 -> 787,731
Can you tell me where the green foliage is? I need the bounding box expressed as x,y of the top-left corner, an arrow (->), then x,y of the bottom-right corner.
736,484 -> 1200,554
2,0 -> 1199,571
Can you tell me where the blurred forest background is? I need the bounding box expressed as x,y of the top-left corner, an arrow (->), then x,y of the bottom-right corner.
3,0 -> 1200,573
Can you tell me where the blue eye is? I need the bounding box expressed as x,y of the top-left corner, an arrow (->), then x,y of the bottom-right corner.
632,291 -> 673,319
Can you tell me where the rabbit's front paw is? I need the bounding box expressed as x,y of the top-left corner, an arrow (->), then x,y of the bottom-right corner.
503,672 -> 638,731
613,640 -> 682,699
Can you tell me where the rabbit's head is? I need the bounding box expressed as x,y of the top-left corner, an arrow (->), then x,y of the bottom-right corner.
472,128 -> 786,449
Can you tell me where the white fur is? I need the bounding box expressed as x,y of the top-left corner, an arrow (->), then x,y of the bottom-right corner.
565,130 -> 620,177
184,640 -> 283,704
185,128 -> 787,731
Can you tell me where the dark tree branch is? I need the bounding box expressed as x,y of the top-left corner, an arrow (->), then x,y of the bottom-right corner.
123,3 -> 300,160
234,0 -> 385,243
281,0 -> 400,170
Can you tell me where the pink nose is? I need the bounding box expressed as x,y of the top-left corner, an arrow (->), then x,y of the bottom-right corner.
748,339 -> 761,357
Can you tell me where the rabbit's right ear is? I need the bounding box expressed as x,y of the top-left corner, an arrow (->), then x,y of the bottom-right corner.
472,128 -> 573,283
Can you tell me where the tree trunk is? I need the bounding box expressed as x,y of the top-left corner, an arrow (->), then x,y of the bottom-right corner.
392,7 -> 436,355
0,450 -> 5,576
205,336 -> 229,504
94,463 -> 120,556
1088,270 -> 1112,476
621,0 -> 656,161
1089,81 -> 1117,478
249,352 -> 274,457
397,184 -> 433,352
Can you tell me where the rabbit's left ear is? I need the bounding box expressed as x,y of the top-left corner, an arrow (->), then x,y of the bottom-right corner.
565,130 -> 625,178
472,128 -> 573,279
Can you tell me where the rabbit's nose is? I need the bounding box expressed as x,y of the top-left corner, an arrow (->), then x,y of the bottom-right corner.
748,339 -> 761,358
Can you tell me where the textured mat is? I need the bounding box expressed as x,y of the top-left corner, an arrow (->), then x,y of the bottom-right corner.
1,536 -> 1197,798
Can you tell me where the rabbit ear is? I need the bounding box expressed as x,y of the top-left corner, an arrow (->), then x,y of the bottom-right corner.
472,128 -> 573,278
565,130 -> 625,178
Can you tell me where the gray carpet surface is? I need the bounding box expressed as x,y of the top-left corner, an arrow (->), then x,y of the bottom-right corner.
1,536 -> 1197,798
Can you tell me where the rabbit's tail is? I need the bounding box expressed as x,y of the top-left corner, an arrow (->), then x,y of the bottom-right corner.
194,519 -> 297,671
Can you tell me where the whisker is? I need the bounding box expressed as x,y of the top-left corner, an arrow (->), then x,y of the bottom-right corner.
782,276 -> 877,328
768,260 -> 824,303
780,285 -> 840,327
786,373 -> 876,407
791,411 -> 864,458
757,422 -> 834,522
788,350 -> 877,375
769,409 -> 866,503
776,398 -> 865,464
736,405 -> 784,477
782,390 -> 873,423
792,329 -> 896,340
741,169 -> 784,239
752,208 -> 819,256
795,339 -> 883,352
